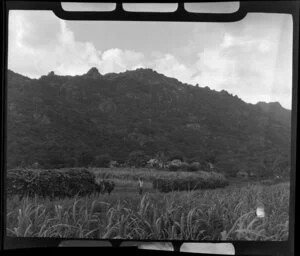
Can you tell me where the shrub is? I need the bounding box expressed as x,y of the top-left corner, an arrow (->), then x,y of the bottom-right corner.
177,162 -> 190,172
169,160 -> 195,172
7,168 -> 97,199
169,155 -> 184,162
225,168 -> 239,178
168,164 -> 181,172
187,162 -> 201,172
168,159 -> 183,171
63,157 -> 78,167
78,151 -> 95,167
259,168 -> 273,178
126,150 -> 150,167
205,153 -> 217,164
94,154 -> 111,167
95,179 -> 115,195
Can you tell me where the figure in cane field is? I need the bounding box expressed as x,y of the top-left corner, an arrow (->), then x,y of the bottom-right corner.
138,177 -> 144,195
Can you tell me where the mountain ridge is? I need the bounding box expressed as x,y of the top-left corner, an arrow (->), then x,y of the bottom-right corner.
8,68 -> 291,111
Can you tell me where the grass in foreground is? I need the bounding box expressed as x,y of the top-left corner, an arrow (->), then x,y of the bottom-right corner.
6,182 -> 289,240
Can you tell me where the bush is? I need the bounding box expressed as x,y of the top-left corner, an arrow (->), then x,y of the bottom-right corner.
225,168 -> 239,178
63,157 -> 78,168
205,153 -> 217,164
169,164 -> 180,172
94,154 -> 111,167
95,180 -> 115,195
78,152 -> 94,167
7,168 -> 97,199
178,162 -> 190,172
169,161 -> 199,172
187,162 -> 201,172
168,159 -> 184,172
126,150 -> 150,167
153,171 -> 229,193
169,155 -> 184,162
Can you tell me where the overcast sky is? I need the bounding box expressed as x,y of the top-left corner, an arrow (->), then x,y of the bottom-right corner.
8,9 -> 293,109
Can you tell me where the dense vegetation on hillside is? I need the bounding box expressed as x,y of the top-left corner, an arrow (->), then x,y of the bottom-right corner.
7,68 -> 291,177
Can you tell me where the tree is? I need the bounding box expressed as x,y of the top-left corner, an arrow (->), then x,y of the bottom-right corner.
169,164 -> 180,172
205,152 -> 217,164
126,150 -> 149,167
95,154 -> 111,167
168,149 -> 184,162
155,151 -> 168,168
78,151 -> 94,167
188,162 -> 201,172
226,168 -> 239,177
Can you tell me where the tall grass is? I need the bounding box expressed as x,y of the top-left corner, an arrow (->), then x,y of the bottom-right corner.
6,182 -> 289,240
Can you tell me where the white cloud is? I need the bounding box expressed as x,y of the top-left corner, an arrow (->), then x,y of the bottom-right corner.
8,11 -> 292,109
184,16 -> 292,109
194,48 -> 237,88
8,11 -> 102,77
151,54 -> 196,84
8,11 -> 145,77
99,48 -> 145,73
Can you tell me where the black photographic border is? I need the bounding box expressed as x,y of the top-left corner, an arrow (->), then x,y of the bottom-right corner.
0,1 -> 298,255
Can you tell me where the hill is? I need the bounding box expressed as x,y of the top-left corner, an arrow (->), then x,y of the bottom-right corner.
6,68 -> 291,176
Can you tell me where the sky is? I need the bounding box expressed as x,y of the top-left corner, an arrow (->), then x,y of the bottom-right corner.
8,7 -> 293,109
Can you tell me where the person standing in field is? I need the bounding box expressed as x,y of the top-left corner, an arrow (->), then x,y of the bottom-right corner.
138,177 -> 144,195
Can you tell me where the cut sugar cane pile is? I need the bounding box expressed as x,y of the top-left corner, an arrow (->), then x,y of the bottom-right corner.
7,168 -> 97,199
